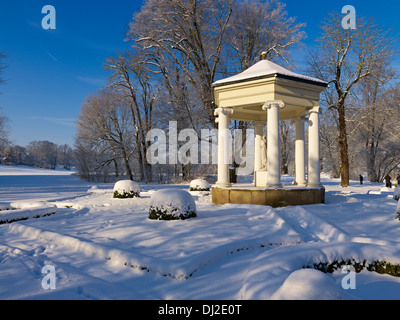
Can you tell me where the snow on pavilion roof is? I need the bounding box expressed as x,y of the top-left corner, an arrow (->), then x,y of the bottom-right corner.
213,59 -> 328,87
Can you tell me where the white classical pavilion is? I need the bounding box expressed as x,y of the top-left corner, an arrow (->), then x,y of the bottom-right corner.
211,56 -> 328,207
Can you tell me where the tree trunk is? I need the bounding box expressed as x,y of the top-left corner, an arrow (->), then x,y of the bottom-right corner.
113,159 -> 119,178
280,121 -> 290,175
121,147 -> 133,181
137,147 -> 144,181
139,139 -> 152,183
144,162 -> 152,183
182,163 -> 191,181
337,102 -> 350,187
366,138 -> 378,182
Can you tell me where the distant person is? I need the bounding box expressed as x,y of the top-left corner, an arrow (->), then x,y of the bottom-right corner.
384,174 -> 392,188
359,175 -> 363,185
397,174 -> 400,186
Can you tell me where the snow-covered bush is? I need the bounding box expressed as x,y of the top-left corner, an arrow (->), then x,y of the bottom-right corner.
113,180 -> 140,199
309,258 -> 400,278
393,186 -> 400,201
189,179 -> 210,191
149,189 -> 197,220
0,202 -> 58,224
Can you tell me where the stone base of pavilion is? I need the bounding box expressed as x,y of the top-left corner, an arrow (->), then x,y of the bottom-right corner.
212,184 -> 325,207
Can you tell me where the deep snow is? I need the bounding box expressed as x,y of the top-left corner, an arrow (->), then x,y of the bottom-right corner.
1,165 -> 400,300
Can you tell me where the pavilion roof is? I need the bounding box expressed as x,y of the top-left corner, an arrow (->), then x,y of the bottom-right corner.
213,59 -> 328,88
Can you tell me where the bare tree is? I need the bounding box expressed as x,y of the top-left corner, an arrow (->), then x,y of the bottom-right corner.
104,51 -> 159,182
76,90 -> 135,180
127,0 -> 232,125
74,136 -> 116,182
26,140 -> 58,169
1,145 -> 28,165
351,76 -> 400,182
305,13 -> 395,187
280,120 -> 294,175
57,144 -> 74,170
227,0 -> 305,71
319,111 -> 340,178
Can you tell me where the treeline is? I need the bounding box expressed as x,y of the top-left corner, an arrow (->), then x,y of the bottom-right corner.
1,141 -> 74,170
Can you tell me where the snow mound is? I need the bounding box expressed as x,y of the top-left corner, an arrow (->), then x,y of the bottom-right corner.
278,206 -> 350,242
10,201 -> 50,209
149,189 -> 197,220
271,268 -> 344,300
393,186 -> 400,201
396,200 -> 400,220
88,186 -> 113,194
113,180 -> 140,198
241,242 -> 400,300
189,179 -> 210,191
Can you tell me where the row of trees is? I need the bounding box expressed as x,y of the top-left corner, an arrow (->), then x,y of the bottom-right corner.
1,141 -> 74,170
72,0 -> 399,185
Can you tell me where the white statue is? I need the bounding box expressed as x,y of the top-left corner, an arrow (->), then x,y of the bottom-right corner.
260,136 -> 267,171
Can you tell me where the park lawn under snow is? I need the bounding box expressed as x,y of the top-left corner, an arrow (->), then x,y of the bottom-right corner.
1,165 -> 400,300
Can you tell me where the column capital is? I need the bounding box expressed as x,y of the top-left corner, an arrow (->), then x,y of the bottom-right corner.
307,106 -> 321,114
262,100 -> 285,111
214,107 -> 234,117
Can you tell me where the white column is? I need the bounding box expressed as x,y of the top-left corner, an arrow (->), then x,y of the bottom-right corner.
294,116 -> 306,186
308,106 -> 322,187
262,101 -> 285,188
214,107 -> 233,188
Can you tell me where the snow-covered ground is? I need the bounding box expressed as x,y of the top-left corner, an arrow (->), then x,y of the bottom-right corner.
1,165 -> 400,300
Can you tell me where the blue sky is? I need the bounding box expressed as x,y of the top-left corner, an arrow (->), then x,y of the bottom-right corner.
0,0 -> 399,147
